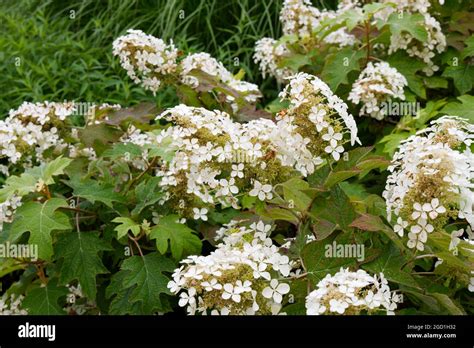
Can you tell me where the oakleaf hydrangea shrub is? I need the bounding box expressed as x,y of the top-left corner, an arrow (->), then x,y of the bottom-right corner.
113,29 -> 261,114
348,62 -> 408,120
305,268 -> 401,315
384,116 -> 474,251
0,0 -> 473,316
168,221 -> 291,315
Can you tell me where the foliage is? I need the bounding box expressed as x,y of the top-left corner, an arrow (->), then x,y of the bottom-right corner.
0,0 -> 473,316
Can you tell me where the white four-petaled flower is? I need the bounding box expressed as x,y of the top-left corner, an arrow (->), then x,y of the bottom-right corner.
262,279 -> 290,304
193,207 -> 208,221
249,180 -> 273,201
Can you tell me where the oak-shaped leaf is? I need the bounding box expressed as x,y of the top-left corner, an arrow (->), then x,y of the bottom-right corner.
150,215 -> 202,260
22,279 -> 68,315
54,231 -> 112,299
10,198 -> 71,260
65,177 -> 125,208
106,252 -> 175,314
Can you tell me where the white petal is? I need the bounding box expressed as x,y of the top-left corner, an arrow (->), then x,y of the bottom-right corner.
276,283 -> 290,294
262,287 -> 273,299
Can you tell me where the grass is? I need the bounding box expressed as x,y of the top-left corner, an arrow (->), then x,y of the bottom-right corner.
0,0 -> 290,116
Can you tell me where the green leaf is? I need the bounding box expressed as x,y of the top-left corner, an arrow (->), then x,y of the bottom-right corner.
363,243 -> 419,288
424,76 -> 448,89
441,94 -> 474,123
145,141 -> 176,163
302,234 -> 358,283
337,9 -> 364,31
310,218 -> 338,241
22,279 -> 68,315
310,185 -> 356,232
150,215 -> 202,260
55,231 -> 111,299
379,133 -> 412,156
10,198 -> 71,260
461,34 -> 474,59
350,213 -> 390,232
0,172 -> 37,202
414,99 -> 448,127
387,51 -> 426,98
430,293 -> 465,315
0,258 -> 27,278
104,102 -> 158,126
131,177 -> 163,215
325,147 -> 388,187
78,123 -> 123,155
260,207 -> 299,224
102,143 -> 143,159
333,146 -> 374,170
442,63 -> 474,95
363,2 -> 393,17
280,177 -> 316,212
176,84 -> 202,107
280,53 -> 312,70
65,178 -> 125,208
0,158 -> 72,202
106,271 -> 142,314
30,156 -> 72,185
112,217 -> 141,239
108,253 -> 175,314
324,169 -> 361,188
350,212 -> 406,250
321,47 -> 365,91
386,13 -> 428,42
264,98 -> 290,114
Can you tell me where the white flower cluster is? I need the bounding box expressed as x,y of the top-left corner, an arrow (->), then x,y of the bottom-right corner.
280,0 -> 322,38
144,73 -> 358,217
253,38 -> 294,82
180,52 -> 261,110
305,268 -> 401,315
0,294 -> 27,315
255,0 -> 357,81
167,221 -> 291,315
180,52 -> 232,87
378,1 -> 446,76
377,0 -> 431,18
384,116 -> 474,251
112,29 -> 178,94
113,29 -> 261,110
323,28 -> 357,47
279,72 -> 360,158
337,0 -> 363,11
280,0 -> 357,44
153,105 -> 281,215
348,61 -> 408,120
0,194 -> 22,231
1,101 -> 75,166
1,101 -> 120,170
